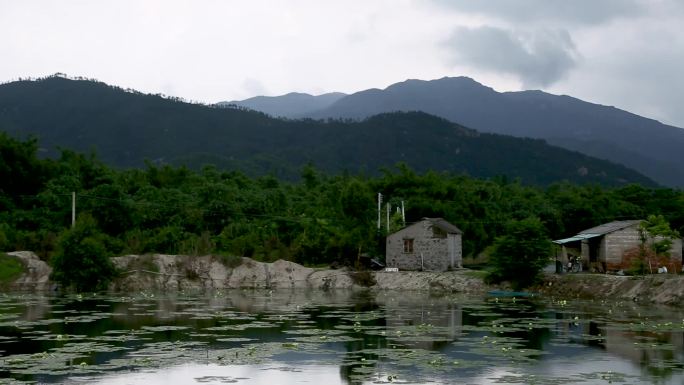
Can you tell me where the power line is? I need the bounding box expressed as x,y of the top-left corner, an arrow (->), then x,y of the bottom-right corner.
11,192 -> 673,229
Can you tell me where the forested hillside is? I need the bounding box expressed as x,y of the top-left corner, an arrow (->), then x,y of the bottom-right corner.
292,77 -> 684,187
1,133 -> 682,268
0,76 -> 655,186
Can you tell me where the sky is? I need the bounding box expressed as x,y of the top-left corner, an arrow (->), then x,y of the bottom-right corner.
2,0 -> 683,127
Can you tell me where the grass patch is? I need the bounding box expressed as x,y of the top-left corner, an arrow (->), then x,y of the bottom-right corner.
0,253 -> 25,287
303,263 -> 330,269
463,269 -> 489,280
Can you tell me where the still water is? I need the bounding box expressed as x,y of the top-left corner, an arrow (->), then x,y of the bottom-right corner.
0,290 -> 683,384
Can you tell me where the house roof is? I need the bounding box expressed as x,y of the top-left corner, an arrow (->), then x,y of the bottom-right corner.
554,220 -> 642,244
578,220 -> 641,235
553,234 -> 600,244
423,217 -> 463,234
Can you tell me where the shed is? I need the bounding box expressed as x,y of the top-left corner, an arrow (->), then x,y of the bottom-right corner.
554,220 -> 683,272
385,218 -> 463,271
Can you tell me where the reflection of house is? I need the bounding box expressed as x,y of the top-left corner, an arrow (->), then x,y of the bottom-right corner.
553,220 -> 683,272
376,292 -> 463,350
385,218 -> 462,271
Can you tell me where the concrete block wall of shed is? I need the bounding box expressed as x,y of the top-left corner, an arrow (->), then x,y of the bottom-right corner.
604,227 -> 642,265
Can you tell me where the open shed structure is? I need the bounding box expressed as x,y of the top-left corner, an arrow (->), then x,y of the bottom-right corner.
554,220 -> 683,272
385,218 -> 463,272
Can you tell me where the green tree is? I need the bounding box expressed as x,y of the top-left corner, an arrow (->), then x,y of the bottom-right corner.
487,217 -> 552,289
636,214 -> 680,274
0,132 -> 53,203
51,215 -> 116,291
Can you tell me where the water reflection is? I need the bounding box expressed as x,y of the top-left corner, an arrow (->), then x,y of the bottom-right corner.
0,291 -> 682,384
89,364 -> 344,385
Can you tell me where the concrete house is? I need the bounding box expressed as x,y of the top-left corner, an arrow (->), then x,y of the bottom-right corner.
386,218 -> 463,271
553,220 -> 683,272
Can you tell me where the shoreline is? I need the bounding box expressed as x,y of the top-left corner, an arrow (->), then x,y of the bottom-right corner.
4,251 -> 684,306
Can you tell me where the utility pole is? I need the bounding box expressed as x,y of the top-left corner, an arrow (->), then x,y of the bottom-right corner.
401,200 -> 405,226
71,191 -> 76,228
377,193 -> 383,230
386,203 -> 391,233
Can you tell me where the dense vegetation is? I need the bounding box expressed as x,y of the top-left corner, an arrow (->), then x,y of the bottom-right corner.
0,75 -> 655,186
2,132 -> 683,283
0,253 -> 24,288
486,218 -> 553,289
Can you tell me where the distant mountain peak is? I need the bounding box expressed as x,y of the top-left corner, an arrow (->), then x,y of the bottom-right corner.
222,90 -> 347,118
299,75 -> 684,187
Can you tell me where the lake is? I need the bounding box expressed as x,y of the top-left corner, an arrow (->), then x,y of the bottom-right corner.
0,290 -> 683,384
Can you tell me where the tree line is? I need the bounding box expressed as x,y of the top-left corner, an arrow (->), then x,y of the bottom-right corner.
1,132 -> 683,289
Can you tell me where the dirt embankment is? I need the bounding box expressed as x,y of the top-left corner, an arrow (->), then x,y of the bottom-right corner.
111,254 -> 356,291
5,252 -> 684,306
110,254 -> 487,293
536,273 -> 684,306
5,252 -> 486,293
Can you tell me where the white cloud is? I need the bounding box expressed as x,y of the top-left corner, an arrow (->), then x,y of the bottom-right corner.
0,0 -> 682,127
445,26 -> 578,87
429,0 -> 644,25
548,7 -> 684,127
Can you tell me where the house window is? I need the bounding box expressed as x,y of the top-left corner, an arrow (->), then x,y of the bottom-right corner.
403,239 -> 414,253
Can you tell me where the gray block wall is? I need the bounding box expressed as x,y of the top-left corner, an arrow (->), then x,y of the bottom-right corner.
604,226 -> 642,265
386,220 -> 462,271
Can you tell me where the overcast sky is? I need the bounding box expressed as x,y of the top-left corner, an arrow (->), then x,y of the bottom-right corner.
2,0 -> 683,127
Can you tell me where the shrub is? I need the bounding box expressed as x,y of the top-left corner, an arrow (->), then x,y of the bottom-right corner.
0,252 -> 25,288
179,231 -> 214,256
486,217 -> 552,290
0,223 -> 11,251
50,215 -> 116,292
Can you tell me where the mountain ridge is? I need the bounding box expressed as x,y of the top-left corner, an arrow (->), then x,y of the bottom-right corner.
0,75 -> 656,187
220,91 -> 346,118
231,76 -> 684,187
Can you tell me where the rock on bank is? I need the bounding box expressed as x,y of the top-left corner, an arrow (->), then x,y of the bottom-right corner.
110,254 -> 486,293
5,252 -> 683,307
5,251 -> 52,291
111,254 -> 355,291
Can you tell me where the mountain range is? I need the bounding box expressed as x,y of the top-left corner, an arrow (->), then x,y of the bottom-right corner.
227,77 -> 684,187
221,92 -> 346,118
0,76 -> 654,186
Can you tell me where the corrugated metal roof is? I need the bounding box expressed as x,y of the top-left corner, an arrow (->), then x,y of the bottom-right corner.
553,234 -> 601,244
578,220 -> 641,235
424,217 -> 463,234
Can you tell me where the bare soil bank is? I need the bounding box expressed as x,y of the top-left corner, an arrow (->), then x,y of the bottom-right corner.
536,273 -> 684,306
5,252 -> 684,306
110,254 -> 487,293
